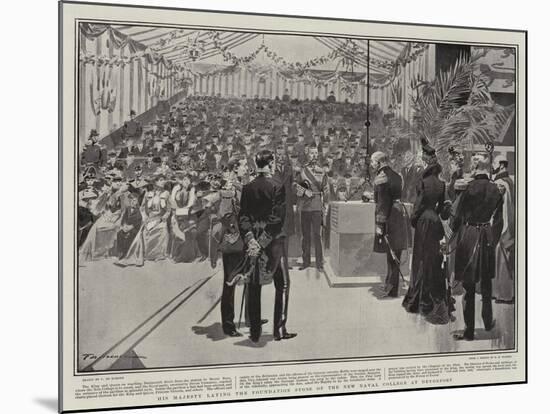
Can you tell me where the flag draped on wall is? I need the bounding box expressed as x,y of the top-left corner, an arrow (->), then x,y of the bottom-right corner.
79,23 -> 184,145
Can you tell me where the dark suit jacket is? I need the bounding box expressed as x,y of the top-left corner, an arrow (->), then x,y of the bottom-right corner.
272,159 -> 296,236
239,175 -> 286,242
452,174 -> 503,284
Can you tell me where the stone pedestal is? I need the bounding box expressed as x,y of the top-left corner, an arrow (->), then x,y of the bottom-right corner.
326,201 -> 411,287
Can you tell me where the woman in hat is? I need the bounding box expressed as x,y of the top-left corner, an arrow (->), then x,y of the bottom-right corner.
402,139 -> 452,323
79,172 -> 125,261
117,175 -> 171,266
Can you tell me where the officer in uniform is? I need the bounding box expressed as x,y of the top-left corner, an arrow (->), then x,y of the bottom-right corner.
368,151 -> 408,297
238,149 -> 296,343
273,144 -> 296,271
296,144 -> 329,271
451,154 -> 503,340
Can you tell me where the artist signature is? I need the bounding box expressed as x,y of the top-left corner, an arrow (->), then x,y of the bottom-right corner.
82,353 -> 147,361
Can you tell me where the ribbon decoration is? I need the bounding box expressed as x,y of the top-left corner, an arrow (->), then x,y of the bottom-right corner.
89,62 -> 117,115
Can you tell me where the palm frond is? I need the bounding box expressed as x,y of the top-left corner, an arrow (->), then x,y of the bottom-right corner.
411,54 -> 473,145
411,52 -> 515,171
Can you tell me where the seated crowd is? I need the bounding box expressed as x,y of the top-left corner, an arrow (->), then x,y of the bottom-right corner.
77,94 -> 421,266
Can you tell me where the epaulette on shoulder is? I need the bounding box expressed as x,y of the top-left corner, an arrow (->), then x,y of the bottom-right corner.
374,171 -> 388,185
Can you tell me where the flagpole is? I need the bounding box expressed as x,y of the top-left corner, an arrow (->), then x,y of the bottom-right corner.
366,39 -> 371,154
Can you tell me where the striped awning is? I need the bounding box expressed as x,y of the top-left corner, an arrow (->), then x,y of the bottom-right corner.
112,25 -> 409,75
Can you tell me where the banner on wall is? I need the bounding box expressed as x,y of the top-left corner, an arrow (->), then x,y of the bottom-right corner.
472,47 -> 516,93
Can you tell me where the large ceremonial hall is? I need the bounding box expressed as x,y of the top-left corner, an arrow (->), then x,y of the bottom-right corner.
76,23 -> 517,372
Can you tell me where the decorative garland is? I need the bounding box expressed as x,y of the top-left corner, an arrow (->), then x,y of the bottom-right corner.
262,43 -> 340,71
149,29 -> 190,50
210,32 -> 264,65
80,24 -> 430,99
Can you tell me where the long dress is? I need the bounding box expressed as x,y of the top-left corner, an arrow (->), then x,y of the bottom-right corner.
492,172 -> 515,302
116,189 -> 170,267
79,190 -> 124,262
116,206 -> 142,259
402,164 -> 449,320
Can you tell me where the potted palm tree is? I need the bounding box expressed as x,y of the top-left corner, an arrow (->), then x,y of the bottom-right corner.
410,53 -> 515,175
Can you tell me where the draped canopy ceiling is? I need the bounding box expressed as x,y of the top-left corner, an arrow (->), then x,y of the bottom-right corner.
111,25 -> 414,77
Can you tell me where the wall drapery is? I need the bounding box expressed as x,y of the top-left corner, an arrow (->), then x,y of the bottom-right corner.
78,23 -> 183,150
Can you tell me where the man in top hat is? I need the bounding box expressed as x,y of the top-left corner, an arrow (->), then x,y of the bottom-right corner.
491,154 -> 515,303
81,129 -> 103,167
451,154 -> 503,340
368,151 -> 408,297
121,110 -> 143,141
326,91 -> 336,103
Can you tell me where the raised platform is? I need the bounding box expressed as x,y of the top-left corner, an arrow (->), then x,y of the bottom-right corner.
329,201 -> 411,285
